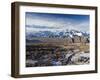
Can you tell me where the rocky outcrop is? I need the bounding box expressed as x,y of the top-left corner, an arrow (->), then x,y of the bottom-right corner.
65,35 -> 89,44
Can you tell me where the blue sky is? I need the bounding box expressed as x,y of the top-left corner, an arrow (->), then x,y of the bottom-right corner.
25,12 -> 89,33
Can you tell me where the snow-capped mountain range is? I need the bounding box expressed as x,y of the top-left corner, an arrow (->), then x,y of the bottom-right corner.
26,29 -> 89,39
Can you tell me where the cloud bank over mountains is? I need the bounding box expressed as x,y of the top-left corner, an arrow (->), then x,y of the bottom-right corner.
25,12 -> 89,33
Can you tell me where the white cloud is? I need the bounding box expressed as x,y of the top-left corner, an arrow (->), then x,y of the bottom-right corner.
26,14 -> 89,33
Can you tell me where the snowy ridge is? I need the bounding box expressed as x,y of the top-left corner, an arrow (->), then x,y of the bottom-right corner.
26,29 -> 89,39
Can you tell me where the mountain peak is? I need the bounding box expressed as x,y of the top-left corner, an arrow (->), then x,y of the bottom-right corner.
26,29 -> 89,39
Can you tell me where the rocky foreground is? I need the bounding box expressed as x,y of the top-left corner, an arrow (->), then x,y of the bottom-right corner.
26,44 -> 89,67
